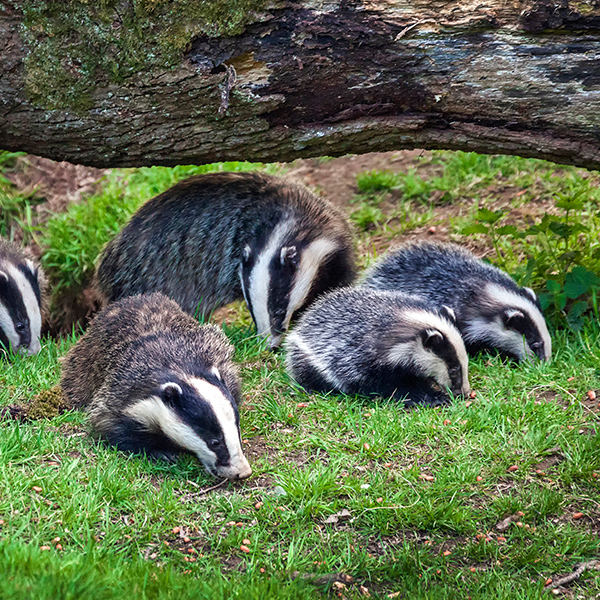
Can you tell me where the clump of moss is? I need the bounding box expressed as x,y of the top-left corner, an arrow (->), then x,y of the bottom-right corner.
21,0 -> 268,111
26,386 -> 71,420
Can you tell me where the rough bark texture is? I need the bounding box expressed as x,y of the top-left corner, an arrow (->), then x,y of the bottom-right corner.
1,0 -> 600,169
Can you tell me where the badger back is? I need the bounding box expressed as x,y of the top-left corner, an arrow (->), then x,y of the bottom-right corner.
285,288 -> 469,404
362,241 -> 551,362
0,238 -> 45,356
96,172 -> 356,348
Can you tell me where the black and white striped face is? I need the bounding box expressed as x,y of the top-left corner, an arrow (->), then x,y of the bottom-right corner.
240,221 -> 340,349
0,259 -> 42,356
464,284 -> 552,362
124,370 -> 251,480
386,310 -> 470,397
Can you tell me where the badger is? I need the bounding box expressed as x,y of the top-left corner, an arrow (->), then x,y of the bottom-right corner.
285,287 -> 470,407
61,293 -> 252,480
95,172 -> 356,349
0,237 -> 46,356
362,242 -> 552,362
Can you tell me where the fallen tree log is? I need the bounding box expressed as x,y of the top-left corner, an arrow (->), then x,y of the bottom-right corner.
1,0 -> 600,169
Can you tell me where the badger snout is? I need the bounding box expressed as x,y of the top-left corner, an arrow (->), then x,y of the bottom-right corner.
215,455 -> 253,480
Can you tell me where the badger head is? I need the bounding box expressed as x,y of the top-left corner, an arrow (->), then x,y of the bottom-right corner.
0,259 -> 42,356
463,283 -> 552,362
239,222 -> 347,349
385,308 -> 470,398
124,368 -> 252,480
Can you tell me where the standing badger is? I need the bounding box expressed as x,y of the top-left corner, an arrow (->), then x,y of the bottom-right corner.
285,288 -> 470,407
0,237 -> 45,356
61,293 -> 252,480
362,242 -> 551,362
96,172 -> 356,349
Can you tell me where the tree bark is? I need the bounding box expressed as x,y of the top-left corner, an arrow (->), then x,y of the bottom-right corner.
1,0 -> 600,169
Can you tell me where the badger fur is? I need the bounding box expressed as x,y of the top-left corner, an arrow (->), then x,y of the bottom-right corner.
61,293 -> 252,480
0,237 -> 46,356
362,242 -> 552,362
285,287 -> 470,407
96,172 -> 356,349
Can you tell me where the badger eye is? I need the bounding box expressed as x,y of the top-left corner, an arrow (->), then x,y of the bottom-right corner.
15,322 -> 26,333
208,439 -> 222,450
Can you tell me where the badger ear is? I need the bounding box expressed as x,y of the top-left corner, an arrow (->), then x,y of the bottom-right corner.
0,270 -> 8,283
209,366 -> 222,381
524,287 -> 537,302
440,305 -> 457,324
161,382 -> 183,406
280,245 -> 299,268
242,245 -> 252,263
422,329 -> 444,351
502,308 -> 526,329
26,259 -> 37,277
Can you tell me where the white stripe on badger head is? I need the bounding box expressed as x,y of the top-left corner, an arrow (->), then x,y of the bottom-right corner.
385,309 -> 470,396
3,262 -> 42,355
124,396 -> 218,468
283,237 -> 339,331
188,377 -> 252,480
484,283 -> 552,360
285,330 -> 347,392
247,220 -> 293,340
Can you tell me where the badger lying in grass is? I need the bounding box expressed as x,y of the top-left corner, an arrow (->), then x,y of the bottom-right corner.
61,293 -> 251,480
96,172 -> 356,349
0,237 -> 46,357
285,287 -> 470,407
362,242 -> 551,362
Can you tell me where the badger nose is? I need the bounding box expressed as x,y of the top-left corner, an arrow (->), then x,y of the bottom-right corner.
235,463 -> 253,480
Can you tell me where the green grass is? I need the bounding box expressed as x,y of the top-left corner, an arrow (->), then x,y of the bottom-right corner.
1,316 -> 599,599
1,150 -> 600,597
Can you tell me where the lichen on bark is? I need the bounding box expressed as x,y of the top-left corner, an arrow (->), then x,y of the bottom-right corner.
19,0 -> 270,110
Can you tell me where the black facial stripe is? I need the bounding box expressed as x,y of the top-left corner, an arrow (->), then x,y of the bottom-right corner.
240,265 -> 257,329
17,263 -> 41,306
0,280 -> 30,346
175,379 -> 236,468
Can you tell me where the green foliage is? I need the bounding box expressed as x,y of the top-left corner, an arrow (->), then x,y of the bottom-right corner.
349,204 -> 385,231
356,170 -> 402,193
37,162 -> 271,295
1,313 -> 600,598
460,186 -> 600,329
0,151 -> 39,242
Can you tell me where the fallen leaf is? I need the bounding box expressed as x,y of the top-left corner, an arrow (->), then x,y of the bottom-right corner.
443,550 -> 451,556
240,545 -> 250,553
507,465 -> 519,472
32,486 -> 42,493
573,512 -> 584,520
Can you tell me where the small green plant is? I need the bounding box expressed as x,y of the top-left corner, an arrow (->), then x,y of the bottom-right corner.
350,204 -> 385,231
460,189 -> 600,329
356,170 -> 401,193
